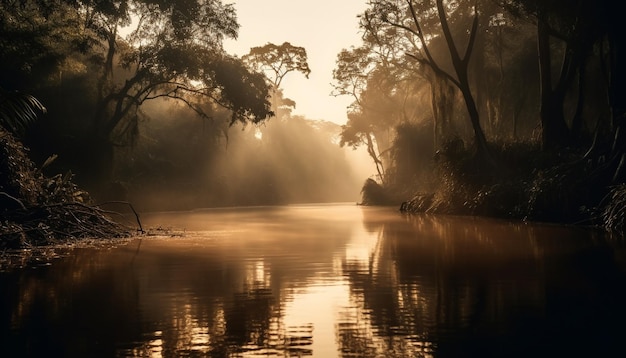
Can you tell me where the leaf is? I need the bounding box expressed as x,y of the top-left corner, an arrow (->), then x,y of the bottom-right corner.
0,88 -> 47,136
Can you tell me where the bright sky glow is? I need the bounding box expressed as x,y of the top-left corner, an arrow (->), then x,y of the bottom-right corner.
224,0 -> 368,125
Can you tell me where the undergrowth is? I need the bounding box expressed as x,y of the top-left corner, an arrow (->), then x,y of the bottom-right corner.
398,139 -> 622,232
1,128 -> 136,255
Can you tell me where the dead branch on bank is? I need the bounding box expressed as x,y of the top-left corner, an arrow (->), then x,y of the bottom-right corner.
93,200 -> 144,233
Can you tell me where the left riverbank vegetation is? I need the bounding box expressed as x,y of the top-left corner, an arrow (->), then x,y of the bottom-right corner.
0,0 -> 365,254
332,0 -> 626,234
0,88 -> 136,259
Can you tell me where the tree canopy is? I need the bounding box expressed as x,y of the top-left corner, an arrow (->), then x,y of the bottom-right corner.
242,42 -> 311,90
0,0 -> 274,144
0,0 -> 278,194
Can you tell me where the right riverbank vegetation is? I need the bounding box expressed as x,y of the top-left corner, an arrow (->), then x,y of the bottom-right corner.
332,0 -> 626,235
1,0 -> 625,248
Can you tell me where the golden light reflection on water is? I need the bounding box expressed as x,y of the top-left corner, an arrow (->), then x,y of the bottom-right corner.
2,204 -> 626,357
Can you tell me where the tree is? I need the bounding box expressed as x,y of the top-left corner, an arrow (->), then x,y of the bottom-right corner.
366,0 -> 491,160
0,0 -> 277,195
333,47 -> 427,184
0,0 -> 86,89
501,0 -> 607,149
242,42 -> 311,114
242,42 -> 311,90
89,0 -> 273,145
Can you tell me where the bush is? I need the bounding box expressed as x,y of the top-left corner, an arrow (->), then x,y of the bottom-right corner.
1,128 -> 131,250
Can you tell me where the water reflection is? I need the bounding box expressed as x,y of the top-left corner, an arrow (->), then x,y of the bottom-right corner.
1,204 -> 626,357
338,210 -> 626,357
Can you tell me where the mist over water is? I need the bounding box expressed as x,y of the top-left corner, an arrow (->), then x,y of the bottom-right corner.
113,100 -> 375,211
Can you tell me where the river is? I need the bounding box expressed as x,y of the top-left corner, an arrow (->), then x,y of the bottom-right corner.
1,203 -> 626,357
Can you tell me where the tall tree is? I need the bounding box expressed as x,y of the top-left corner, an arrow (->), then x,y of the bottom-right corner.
366,0 -> 491,159
242,42 -> 311,90
242,42 -> 311,114
502,0 -> 607,149
333,47 -> 426,184
88,0 -> 273,143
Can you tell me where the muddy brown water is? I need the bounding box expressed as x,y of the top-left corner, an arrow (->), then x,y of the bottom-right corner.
2,203 -> 626,357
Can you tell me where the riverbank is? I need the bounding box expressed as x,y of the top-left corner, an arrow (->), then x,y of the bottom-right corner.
393,141 -> 626,235
1,129 -> 137,269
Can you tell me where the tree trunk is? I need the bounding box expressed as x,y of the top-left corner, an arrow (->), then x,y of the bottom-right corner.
365,132 -> 385,184
459,77 -> 491,159
608,31 -> 626,168
537,16 -> 571,150
571,56 -> 588,143
435,0 -> 491,162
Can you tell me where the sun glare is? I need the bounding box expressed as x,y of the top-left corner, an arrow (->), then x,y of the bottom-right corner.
254,128 -> 263,140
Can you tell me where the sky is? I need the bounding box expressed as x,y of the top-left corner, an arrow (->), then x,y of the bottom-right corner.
223,0 -> 369,125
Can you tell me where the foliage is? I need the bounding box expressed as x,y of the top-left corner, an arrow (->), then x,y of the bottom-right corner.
389,121 -> 435,190
0,87 -> 92,224
0,88 -> 47,137
400,137 -> 623,227
0,0 -> 278,198
358,0 -> 491,158
91,0 -> 273,143
403,139 -> 521,216
0,128 -> 42,207
360,178 -> 399,206
243,42 -> 311,89
0,0 -> 85,88
602,185 -> 626,234
211,55 -> 275,125
1,128 -> 130,250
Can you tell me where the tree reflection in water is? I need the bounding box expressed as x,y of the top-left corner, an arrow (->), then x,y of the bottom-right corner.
337,209 -> 626,357
110,246 -> 318,357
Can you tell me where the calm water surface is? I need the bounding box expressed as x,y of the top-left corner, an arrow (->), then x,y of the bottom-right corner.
2,203 -> 626,357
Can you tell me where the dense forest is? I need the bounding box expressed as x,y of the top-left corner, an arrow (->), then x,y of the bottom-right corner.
1,0 -> 625,244
0,0 -> 364,213
332,0 -> 626,232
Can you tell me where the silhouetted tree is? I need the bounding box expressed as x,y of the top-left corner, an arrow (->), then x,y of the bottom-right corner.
365,0 -> 491,160
242,42 -> 311,115
242,42 -> 311,90
501,0 -> 609,149
89,0 -> 273,142
333,47 -> 426,185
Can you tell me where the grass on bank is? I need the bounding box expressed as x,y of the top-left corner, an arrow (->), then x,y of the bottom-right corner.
363,138 -> 625,235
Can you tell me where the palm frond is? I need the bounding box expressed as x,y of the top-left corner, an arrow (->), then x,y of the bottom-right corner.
0,88 -> 47,136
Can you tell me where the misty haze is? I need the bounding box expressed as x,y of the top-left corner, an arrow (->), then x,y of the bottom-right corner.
2,0 -> 626,357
